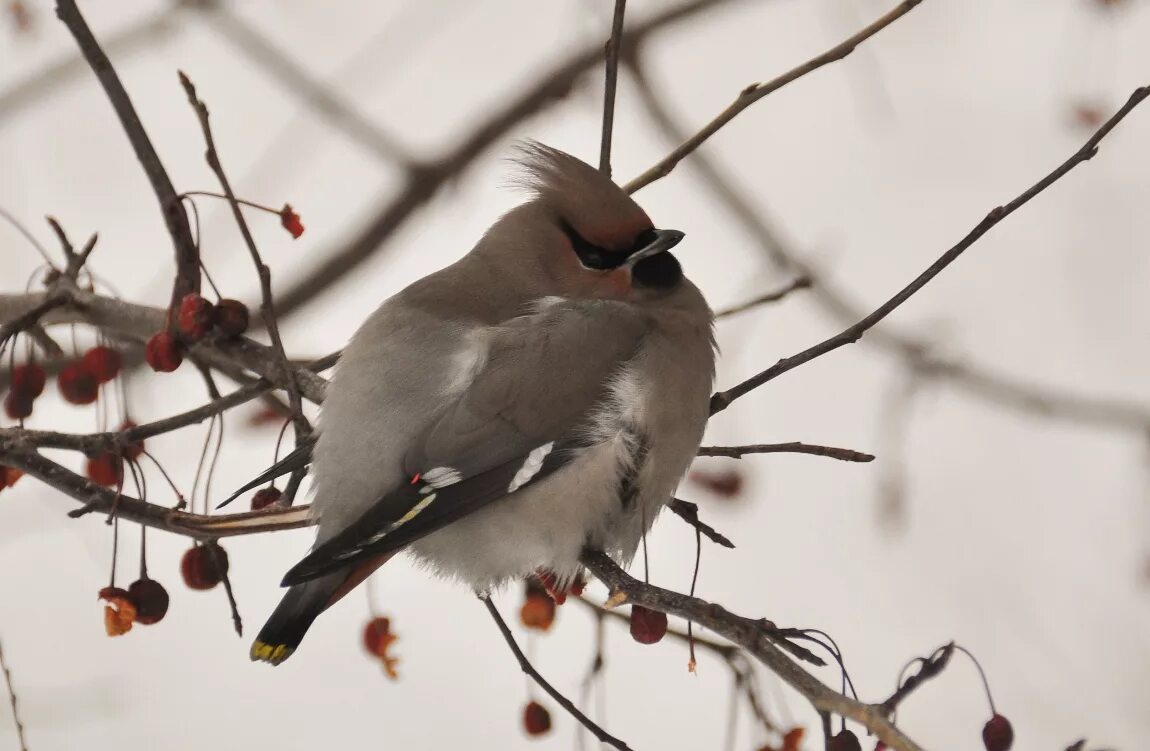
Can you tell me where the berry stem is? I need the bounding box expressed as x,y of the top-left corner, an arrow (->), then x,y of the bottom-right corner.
954,644 -> 997,715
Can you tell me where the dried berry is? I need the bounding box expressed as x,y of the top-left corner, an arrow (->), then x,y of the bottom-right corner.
0,465 -> 23,488
982,714 -> 1013,751
362,616 -> 399,679
3,391 -> 33,420
280,203 -> 304,239
58,361 -> 99,405
688,468 -> 744,498
85,453 -> 123,488
82,346 -> 122,383
215,298 -> 250,338
519,579 -> 556,631
145,331 -> 183,373
629,605 -> 668,645
177,293 -> 216,342
118,419 -> 145,460
99,586 -> 137,637
11,363 -> 46,398
127,578 -> 170,625
180,543 -> 229,590
251,486 -> 282,510
522,701 -> 551,737
828,730 -> 862,751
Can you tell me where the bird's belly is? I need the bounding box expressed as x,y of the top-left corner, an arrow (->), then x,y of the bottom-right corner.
405,439 -> 632,591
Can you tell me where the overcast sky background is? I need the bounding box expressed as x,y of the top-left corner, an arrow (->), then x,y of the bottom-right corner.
2,1 -> 1150,749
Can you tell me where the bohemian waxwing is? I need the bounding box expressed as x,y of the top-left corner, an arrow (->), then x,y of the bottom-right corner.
248,143 -> 716,665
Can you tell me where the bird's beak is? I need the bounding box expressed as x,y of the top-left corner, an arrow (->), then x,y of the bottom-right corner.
625,228 -> 685,268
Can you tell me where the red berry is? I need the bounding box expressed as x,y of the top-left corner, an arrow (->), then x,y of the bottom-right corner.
180,544 -> 229,590
215,298 -> 250,338
362,616 -> 400,678
118,419 -> 145,461
85,453 -> 123,487
11,363 -> 46,398
982,714 -> 1014,751
828,730 -> 862,751
251,486 -> 282,510
82,346 -> 122,383
127,578 -> 170,625
58,361 -> 99,405
629,605 -> 668,645
688,468 -> 745,498
3,391 -> 33,419
519,579 -> 556,631
522,701 -> 551,737
145,331 -> 183,372
177,294 -> 216,342
280,204 -> 304,239
0,466 -> 23,488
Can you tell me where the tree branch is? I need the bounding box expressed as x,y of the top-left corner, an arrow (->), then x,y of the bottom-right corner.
624,0 -> 923,193
599,0 -> 628,176
709,85 -> 1150,415
579,549 -> 924,751
698,442 -> 874,462
714,276 -> 812,318
55,0 -> 200,309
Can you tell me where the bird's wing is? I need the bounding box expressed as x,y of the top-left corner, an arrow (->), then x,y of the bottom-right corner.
280,300 -> 648,586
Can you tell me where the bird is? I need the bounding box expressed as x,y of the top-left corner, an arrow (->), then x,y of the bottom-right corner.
248,143 -> 716,665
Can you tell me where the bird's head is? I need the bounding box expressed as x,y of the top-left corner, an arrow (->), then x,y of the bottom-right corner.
502,142 -> 686,302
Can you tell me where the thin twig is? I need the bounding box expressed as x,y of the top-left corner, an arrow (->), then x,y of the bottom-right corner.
709,85 -> 1150,415
599,0 -> 628,176
481,597 -> 633,751
0,634 -> 28,751
715,276 -> 812,319
699,442 -> 874,462
178,72 -> 310,446
669,499 -> 735,548
55,0 -> 200,309
878,642 -> 953,716
624,0 -> 923,193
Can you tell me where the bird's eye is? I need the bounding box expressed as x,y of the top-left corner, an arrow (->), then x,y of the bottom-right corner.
561,221 -> 622,270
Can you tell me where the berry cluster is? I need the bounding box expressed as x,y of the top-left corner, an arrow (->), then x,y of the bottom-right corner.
144,294 -> 250,374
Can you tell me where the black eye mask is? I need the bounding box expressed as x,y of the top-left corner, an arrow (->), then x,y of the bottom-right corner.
561,223 -> 662,270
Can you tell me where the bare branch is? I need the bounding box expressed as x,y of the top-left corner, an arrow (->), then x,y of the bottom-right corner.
55,0 -> 200,309
624,0 -> 923,193
699,442 -> 874,462
599,0 -> 628,176
481,596 -> 633,751
710,86 -> 1150,415
0,444 -> 312,538
714,276 -> 812,319
669,498 -> 735,548
580,549 -> 924,751
0,634 -> 28,751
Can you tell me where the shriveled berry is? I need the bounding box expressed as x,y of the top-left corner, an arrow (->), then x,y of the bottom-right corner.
629,605 -> 668,645
118,419 -> 144,460
0,465 -> 23,488
58,361 -> 100,405
982,714 -> 1014,751
128,578 -> 170,625
688,468 -> 745,498
99,586 -> 136,637
362,616 -> 400,678
82,346 -> 122,383
180,543 -> 229,590
828,730 -> 862,751
522,701 -> 551,737
177,293 -> 216,342
85,453 -> 123,487
280,204 -> 304,239
145,331 -> 183,373
251,486 -> 282,510
11,363 -> 46,398
215,298 -> 250,338
4,391 -> 33,420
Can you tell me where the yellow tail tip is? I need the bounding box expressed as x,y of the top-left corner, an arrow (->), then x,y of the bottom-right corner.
250,640 -> 294,665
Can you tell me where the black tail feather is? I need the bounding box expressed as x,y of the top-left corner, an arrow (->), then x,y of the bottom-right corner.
250,572 -> 341,665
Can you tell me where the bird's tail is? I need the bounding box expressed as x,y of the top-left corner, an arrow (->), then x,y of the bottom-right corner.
251,552 -> 393,666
